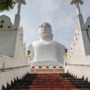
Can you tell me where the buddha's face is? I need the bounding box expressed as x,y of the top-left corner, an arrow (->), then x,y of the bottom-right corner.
38,22 -> 52,38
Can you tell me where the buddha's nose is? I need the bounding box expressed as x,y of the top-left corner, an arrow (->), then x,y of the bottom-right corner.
43,24 -> 47,29
42,29 -> 46,32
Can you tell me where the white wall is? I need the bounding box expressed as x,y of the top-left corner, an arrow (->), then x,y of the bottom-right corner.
0,26 -> 28,68
67,27 -> 90,65
0,15 -> 30,90
0,15 -> 28,69
0,15 -> 17,57
0,66 -> 30,90
65,26 -> 90,81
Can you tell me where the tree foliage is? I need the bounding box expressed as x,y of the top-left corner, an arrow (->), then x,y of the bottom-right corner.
0,0 -> 15,12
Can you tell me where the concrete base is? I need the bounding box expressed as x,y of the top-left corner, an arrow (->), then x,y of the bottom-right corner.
30,69 -> 64,74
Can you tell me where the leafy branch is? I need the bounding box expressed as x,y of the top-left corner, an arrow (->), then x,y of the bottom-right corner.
0,0 -> 15,12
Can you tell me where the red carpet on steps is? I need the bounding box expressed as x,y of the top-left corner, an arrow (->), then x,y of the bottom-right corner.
28,74 -> 79,90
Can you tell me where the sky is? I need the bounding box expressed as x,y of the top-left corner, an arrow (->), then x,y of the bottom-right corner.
0,0 -> 90,51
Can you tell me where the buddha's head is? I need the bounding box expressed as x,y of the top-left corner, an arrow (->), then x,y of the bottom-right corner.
38,22 -> 53,39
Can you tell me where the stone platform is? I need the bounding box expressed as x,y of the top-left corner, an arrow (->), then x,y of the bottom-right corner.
30,66 -> 64,73
30,69 -> 64,73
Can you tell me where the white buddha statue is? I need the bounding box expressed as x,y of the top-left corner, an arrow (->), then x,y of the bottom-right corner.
27,22 -> 65,66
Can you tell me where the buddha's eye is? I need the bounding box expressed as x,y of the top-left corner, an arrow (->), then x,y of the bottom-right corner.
47,25 -> 50,28
39,26 -> 41,28
39,25 -> 43,28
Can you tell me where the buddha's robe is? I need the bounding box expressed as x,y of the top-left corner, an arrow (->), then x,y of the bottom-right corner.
28,40 -> 65,66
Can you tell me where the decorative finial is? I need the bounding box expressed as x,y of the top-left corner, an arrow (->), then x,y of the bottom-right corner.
71,0 -> 83,5
15,0 -> 26,15
70,0 -> 84,29
15,0 -> 26,5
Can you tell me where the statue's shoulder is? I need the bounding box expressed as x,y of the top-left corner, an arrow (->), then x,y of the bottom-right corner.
27,43 -> 33,48
59,43 -> 65,48
32,40 -> 40,45
60,44 -> 65,50
54,41 -> 65,49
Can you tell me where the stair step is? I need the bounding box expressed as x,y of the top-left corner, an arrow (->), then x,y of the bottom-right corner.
75,85 -> 90,88
9,88 -> 79,90
14,83 -> 73,85
6,73 -> 90,90
9,86 -> 76,89
72,82 -> 90,85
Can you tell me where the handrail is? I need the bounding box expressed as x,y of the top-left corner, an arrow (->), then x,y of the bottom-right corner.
66,64 -> 90,67
0,65 -> 30,72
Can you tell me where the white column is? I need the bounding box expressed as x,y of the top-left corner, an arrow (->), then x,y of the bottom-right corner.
75,2 -> 81,14
71,0 -> 84,29
17,2 -> 22,14
75,2 -> 84,29
14,0 -> 26,30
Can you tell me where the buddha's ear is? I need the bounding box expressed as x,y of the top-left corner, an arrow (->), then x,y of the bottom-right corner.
38,34 -> 40,37
51,34 -> 53,39
38,35 -> 40,40
52,34 -> 53,37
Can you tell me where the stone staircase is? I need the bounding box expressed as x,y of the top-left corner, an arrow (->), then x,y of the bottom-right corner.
60,73 -> 90,90
4,73 -> 90,90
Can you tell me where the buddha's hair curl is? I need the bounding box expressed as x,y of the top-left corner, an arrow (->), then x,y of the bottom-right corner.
39,22 -> 51,28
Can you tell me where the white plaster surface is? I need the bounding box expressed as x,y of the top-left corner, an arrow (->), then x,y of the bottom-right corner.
66,27 -> 90,81
0,15 -> 29,89
66,27 -> 90,65
0,15 -> 16,57
0,26 -> 28,68
0,66 -> 30,90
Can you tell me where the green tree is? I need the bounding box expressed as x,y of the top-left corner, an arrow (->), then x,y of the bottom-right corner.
0,0 -> 15,12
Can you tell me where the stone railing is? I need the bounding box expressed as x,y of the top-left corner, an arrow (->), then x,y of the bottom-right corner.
66,64 -> 90,67
0,65 -> 30,72
0,65 -> 30,90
